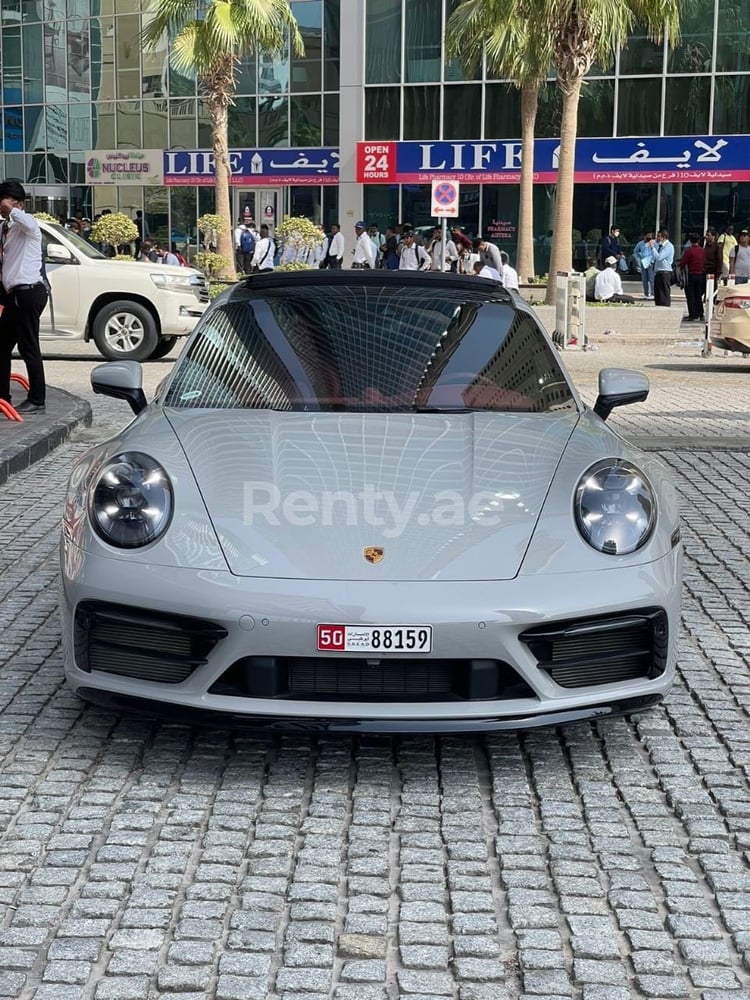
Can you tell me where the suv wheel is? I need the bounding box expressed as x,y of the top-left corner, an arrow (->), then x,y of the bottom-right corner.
148,336 -> 178,361
92,301 -> 159,361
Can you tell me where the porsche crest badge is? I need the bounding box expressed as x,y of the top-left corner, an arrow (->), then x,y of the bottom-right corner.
363,546 -> 384,564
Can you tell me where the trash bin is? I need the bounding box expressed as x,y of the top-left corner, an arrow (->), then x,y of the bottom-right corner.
710,284 -> 750,354
553,271 -> 585,350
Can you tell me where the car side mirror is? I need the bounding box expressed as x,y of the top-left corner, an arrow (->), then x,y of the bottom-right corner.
91,361 -> 147,415
46,243 -> 74,262
594,367 -> 649,421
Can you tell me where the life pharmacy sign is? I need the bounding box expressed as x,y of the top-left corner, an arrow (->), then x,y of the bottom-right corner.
85,149 -> 163,185
163,148 -> 340,185
356,136 -> 750,184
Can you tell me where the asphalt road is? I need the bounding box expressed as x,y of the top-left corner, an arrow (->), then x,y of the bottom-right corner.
0,336 -> 749,999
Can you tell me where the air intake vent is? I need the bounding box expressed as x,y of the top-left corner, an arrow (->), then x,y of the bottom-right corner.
211,657 -> 535,703
74,601 -> 227,684
520,608 -> 668,689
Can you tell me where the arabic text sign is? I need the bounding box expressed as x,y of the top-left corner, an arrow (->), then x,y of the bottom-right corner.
86,149 -> 164,185
431,179 -> 459,217
356,136 -> 750,184
163,148 -> 340,186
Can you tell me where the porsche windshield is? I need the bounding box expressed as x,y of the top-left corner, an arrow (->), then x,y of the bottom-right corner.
164,282 -> 576,413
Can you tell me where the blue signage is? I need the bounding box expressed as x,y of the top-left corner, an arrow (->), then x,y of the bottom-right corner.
164,148 -> 339,186
358,136 -> 750,184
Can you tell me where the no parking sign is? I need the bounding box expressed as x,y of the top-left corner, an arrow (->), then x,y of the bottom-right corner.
431,179 -> 460,217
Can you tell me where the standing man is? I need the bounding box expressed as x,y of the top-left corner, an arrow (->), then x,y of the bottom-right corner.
0,180 -> 49,413
473,236 -> 503,274
703,228 -> 722,285
678,234 -> 705,321
134,209 -> 148,258
398,232 -> 431,271
427,227 -> 458,272
351,221 -> 376,269
729,229 -> 750,284
717,224 -> 737,284
321,223 -> 344,268
652,228 -> 675,307
600,224 -> 623,268
500,251 -> 520,290
251,224 -> 276,272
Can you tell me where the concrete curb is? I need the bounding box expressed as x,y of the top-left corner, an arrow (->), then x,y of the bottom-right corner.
0,386 -> 92,487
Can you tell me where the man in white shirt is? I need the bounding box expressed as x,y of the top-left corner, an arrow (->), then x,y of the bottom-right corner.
594,256 -> 635,303
251,224 -> 276,272
321,223 -> 344,268
472,261 -> 501,280
0,180 -> 48,412
352,221 -> 376,269
398,232 -> 431,271
500,251 -> 520,290
427,227 -> 458,272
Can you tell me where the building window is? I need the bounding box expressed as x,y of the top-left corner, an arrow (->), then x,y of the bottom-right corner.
713,74 -> 750,134
485,85 -> 520,140
366,0 -> 402,85
578,79 -> 614,138
716,22 -> 750,73
403,85 -> 439,140
405,0 -> 442,83
365,86 -> 400,140
443,84 -> 481,140
664,76 -> 709,135
617,78 -> 661,136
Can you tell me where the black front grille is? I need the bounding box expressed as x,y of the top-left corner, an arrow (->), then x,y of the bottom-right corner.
520,608 -> 669,689
74,601 -> 227,684
210,656 -> 535,703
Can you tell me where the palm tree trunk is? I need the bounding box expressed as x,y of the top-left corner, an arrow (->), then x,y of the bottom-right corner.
517,83 -> 538,284
209,97 -> 235,280
544,75 -> 582,305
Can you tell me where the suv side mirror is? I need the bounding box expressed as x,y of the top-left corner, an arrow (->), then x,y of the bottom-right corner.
594,367 -> 649,421
46,243 -> 74,263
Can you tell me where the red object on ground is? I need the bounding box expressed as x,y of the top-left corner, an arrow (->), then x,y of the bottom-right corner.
10,372 -> 30,391
0,400 -> 23,421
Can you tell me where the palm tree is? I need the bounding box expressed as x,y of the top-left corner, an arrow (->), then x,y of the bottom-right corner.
142,0 -> 303,277
543,0 -> 682,304
446,1 -> 553,284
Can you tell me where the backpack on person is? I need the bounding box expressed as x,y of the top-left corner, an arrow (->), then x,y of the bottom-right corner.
240,228 -> 255,254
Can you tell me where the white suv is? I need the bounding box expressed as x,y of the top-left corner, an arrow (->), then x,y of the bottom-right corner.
40,221 -> 209,361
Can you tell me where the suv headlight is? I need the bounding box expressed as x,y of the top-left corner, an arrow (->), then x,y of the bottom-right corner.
150,272 -> 202,293
574,459 -> 655,555
90,453 -> 173,548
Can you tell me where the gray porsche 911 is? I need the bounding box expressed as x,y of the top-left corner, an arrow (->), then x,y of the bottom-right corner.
60,270 -> 682,732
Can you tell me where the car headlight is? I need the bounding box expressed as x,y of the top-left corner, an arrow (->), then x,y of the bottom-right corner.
90,453 -> 173,548
150,272 -> 202,293
574,459 -> 655,555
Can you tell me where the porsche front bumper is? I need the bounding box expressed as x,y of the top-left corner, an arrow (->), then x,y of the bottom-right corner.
60,546 -> 681,732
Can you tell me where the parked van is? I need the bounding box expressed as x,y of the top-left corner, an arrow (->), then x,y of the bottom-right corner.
40,221 -> 209,361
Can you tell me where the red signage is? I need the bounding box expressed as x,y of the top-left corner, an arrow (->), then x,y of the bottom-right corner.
356,143 -> 396,183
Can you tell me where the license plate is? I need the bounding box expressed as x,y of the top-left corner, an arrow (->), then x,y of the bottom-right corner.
317,624 -> 432,653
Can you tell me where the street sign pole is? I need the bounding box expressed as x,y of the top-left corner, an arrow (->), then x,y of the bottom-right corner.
431,179 -> 460,273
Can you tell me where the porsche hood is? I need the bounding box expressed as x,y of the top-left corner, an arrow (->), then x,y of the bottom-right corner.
167,410 -> 579,581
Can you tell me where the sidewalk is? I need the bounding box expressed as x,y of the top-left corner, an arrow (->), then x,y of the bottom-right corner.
0,386 -> 92,486
521,282 -> 709,346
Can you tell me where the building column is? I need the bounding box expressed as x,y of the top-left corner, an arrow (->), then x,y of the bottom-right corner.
337,0 -> 366,238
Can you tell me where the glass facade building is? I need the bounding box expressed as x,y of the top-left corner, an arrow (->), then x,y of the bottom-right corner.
1,0 -> 749,265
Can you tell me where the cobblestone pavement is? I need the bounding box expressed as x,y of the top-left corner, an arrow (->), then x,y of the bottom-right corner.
1,341 -> 750,999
